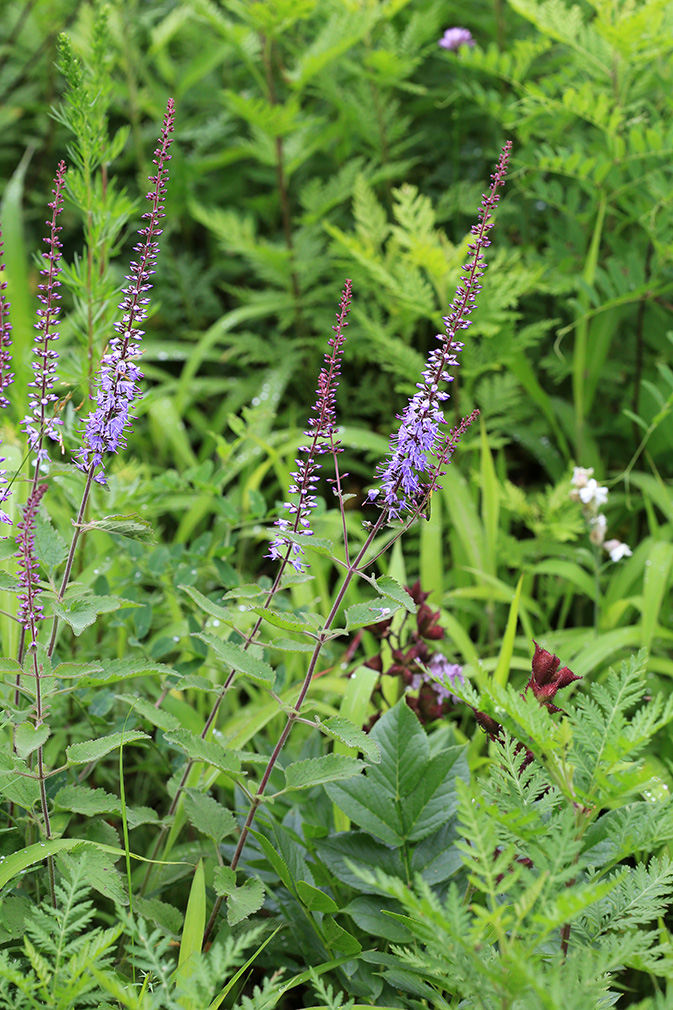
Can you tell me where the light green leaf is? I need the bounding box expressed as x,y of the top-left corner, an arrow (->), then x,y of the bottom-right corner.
66,730 -> 149,765
212,870 -> 265,927
374,576 -> 417,614
345,598 -> 402,631
296,880 -> 338,913
55,784 -> 122,816
283,754 -> 364,792
318,716 -> 381,763
176,860 -> 206,994
194,632 -> 275,687
250,607 -> 317,634
51,595 -> 123,636
183,789 -> 236,844
74,513 -> 155,543
163,728 -> 241,775
14,723 -> 50,760
180,584 -> 234,622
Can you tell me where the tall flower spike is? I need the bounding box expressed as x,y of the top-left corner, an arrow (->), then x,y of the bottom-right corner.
369,143 -> 511,520
20,162 -> 66,464
267,280 -> 352,573
76,98 -> 176,484
0,225 -> 15,526
16,483 -> 49,635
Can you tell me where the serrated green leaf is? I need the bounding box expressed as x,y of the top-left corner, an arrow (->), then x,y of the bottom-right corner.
250,607 -> 316,634
269,637 -> 315,653
228,877 -> 265,926
55,784 -> 122,816
248,829 -> 294,890
318,716 -> 381,763
213,866 -> 236,896
134,897 -> 183,937
14,723 -> 50,760
66,730 -> 149,765
223,583 -> 268,600
58,849 -> 128,906
118,694 -> 181,732
163,728 -> 241,775
194,631 -> 275,687
374,576 -> 417,614
345,598 -> 402,631
75,513 -> 155,543
284,754 -> 364,792
0,573 -> 18,591
183,789 -> 236,843
281,531 -> 335,560
51,595 -> 123,636
34,512 -> 67,570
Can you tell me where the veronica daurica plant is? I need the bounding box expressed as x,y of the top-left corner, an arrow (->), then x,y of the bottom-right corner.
0,99 -> 175,903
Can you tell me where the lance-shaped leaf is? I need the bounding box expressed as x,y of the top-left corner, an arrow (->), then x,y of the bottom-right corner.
66,730 -> 149,765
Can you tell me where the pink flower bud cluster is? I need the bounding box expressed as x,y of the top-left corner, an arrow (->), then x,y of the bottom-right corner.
267,281 -> 352,573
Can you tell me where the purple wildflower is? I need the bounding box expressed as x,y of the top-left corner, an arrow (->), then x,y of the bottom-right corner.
438,27 -> 475,51
412,652 -> 464,704
370,143 -> 512,521
75,98 -> 175,484
20,162 -> 66,464
16,483 -> 48,636
267,280 -> 352,572
0,225 -> 14,526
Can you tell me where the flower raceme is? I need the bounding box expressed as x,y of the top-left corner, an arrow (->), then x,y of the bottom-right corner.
21,162 -> 67,465
369,142 -> 512,521
267,280 -> 352,573
0,226 -> 14,526
75,98 -> 176,484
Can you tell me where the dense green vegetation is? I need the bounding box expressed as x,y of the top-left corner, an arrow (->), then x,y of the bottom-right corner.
1,1 -> 673,1007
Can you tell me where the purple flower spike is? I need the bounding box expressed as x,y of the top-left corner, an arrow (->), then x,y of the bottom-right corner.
438,27 -> 475,51
371,143 -> 512,521
76,98 -> 176,484
267,280 -> 352,572
0,225 -> 15,527
16,483 -> 48,636
20,162 -> 66,464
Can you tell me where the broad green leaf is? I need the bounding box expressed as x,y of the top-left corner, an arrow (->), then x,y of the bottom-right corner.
0,573 -> 18,591
317,833 -> 405,894
322,915 -> 361,954
411,819 -> 463,884
14,723 -> 50,760
345,896 -> 412,943
223,583 -> 269,600
194,631 -> 275,687
176,860 -> 206,996
283,754 -> 364,791
296,880 -> 338,913
344,598 -> 402,631
281,531 -> 335,560
374,576 -> 417,614
51,595 -> 123,636
163,729 -> 241,775
66,730 -> 149,765
183,789 -> 236,843
318,716 -> 381,764
327,702 -> 468,845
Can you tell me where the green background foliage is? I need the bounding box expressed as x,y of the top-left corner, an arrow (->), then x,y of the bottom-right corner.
2,0 -> 673,1006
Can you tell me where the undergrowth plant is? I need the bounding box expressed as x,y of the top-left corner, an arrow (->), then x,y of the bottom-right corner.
2,5 -> 673,1009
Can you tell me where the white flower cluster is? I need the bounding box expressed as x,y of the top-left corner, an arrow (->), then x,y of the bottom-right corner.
570,467 -> 632,562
